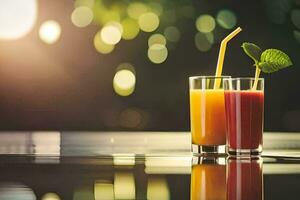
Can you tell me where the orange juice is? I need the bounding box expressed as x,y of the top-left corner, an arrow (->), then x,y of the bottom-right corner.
191,164 -> 226,200
190,89 -> 226,145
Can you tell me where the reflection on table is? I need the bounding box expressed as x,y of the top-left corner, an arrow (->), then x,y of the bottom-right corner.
0,131 -> 299,199
226,157 -> 263,200
191,157 -> 226,200
0,155 -> 300,200
0,155 -> 191,200
191,157 -> 263,200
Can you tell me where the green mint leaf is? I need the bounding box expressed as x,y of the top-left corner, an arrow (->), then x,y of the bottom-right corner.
257,62 -> 279,73
258,49 -> 293,73
241,42 -> 262,64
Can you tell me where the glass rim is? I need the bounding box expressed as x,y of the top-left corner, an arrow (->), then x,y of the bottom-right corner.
223,77 -> 264,81
189,75 -> 231,80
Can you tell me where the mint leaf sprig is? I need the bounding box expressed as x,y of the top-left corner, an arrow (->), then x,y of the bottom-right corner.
241,42 -> 293,90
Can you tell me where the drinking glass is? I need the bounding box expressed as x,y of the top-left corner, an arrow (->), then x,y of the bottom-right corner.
223,78 -> 264,156
189,76 -> 230,155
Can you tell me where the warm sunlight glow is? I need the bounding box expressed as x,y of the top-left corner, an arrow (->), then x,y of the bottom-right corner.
0,0 -> 37,40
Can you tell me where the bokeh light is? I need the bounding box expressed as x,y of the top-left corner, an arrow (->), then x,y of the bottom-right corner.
111,2 -> 127,14
127,2 -> 148,20
113,153 -> 136,166
114,173 -> 136,199
148,34 -> 167,47
42,193 -> 61,200
113,69 -> 136,96
71,6 -> 94,28
291,9 -> 300,29
74,0 -> 94,8
73,186 -> 94,200
0,0 -> 37,40
119,108 -> 142,128
39,20 -> 61,44
164,26 -> 181,42
148,44 -> 168,64
116,63 -> 136,74
0,183 -> 36,200
195,32 -> 214,52
205,32 -> 214,44
101,22 -> 123,45
216,9 -> 237,29
138,12 -> 160,32
94,181 -> 114,200
148,2 -> 163,16
32,132 -> 60,158
95,8 -> 121,25
195,14 -> 216,33
147,176 -> 170,200
121,18 -> 140,40
94,30 -> 114,54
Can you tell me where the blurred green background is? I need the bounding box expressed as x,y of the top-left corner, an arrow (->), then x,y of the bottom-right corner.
0,0 -> 299,131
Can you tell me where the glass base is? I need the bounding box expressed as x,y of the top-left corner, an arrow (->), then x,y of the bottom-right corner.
227,147 -> 262,157
192,144 -> 226,156
192,156 -> 226,165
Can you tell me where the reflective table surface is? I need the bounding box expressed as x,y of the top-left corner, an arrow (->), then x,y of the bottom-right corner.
0,131 -> 299,200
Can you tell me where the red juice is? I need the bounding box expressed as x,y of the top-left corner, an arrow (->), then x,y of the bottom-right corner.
227,158 -> 263,200
224,90 -> 264,152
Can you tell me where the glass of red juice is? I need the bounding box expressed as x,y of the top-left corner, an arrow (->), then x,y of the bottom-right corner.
226,157 -> 263,200
223,78 -> 264,156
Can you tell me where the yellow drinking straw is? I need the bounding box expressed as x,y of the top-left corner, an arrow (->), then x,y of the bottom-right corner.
214,27 -> 242,89
252,67 -> 261,90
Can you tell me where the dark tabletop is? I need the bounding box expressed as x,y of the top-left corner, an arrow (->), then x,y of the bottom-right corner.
0,131 -> 299,200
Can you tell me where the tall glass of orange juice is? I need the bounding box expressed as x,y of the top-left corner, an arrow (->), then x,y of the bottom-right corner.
189,76 -> 230,155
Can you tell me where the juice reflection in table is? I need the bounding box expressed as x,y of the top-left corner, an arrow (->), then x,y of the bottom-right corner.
227,157 -> 263,200
191,157 -> 226,200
